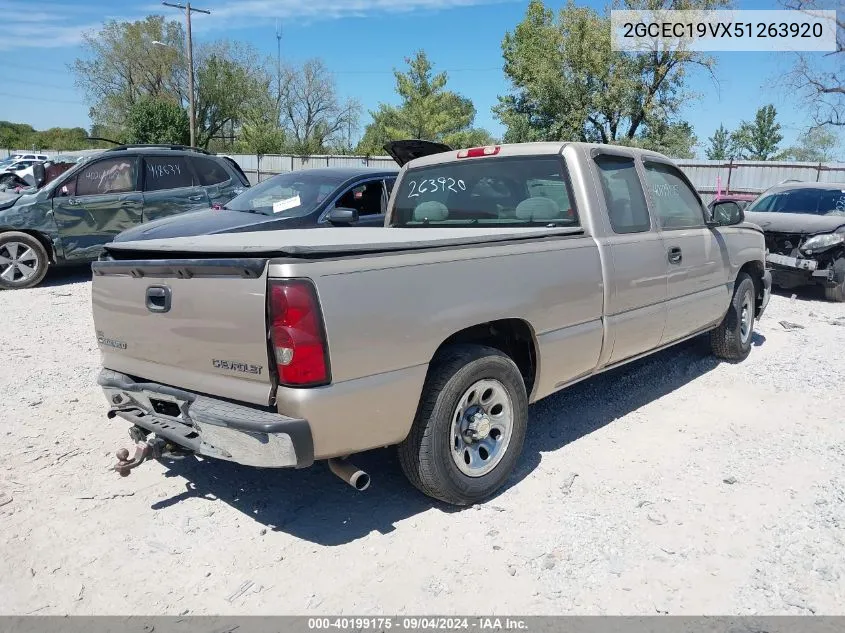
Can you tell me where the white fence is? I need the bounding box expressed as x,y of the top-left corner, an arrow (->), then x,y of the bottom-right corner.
4,148 -> 844,203
224,153 -> 845,204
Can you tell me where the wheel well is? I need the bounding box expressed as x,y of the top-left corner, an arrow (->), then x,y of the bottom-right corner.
433,319 -> 538,396
0,229 -> 56,263
739,260 -> 764,315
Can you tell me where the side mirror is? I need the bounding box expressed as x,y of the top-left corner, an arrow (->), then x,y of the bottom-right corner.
711,200 -> 744,226
327,206 -> 359,225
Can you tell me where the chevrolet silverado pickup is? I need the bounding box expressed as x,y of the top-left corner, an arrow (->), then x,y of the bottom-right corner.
91,141 -> 771,505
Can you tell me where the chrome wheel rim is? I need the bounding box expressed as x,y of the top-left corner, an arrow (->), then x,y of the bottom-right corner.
449,379 -> 513,477
740,292 -> 753,343
0,241 -> 39,284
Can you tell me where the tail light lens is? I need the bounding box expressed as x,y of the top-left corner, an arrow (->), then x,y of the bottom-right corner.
268,280 -> 329,386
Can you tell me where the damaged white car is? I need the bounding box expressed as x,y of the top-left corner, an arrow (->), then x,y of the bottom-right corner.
745,182 -> 845,302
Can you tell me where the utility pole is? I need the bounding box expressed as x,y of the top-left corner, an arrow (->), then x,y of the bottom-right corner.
162,1 -> 210,148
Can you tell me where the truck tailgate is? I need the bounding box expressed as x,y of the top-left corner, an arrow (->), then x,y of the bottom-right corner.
91,258 -> 273,405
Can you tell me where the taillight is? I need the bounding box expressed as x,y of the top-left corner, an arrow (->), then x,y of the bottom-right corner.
268,280 -> 329,386
457,146 -> 500,158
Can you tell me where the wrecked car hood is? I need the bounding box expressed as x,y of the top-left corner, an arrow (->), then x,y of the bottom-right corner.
113,207 -> 294,243
744,211 -> 845,235
0,191 -> 23,211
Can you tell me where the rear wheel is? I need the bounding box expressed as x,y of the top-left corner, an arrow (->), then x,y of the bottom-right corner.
824,282 -> 845,302
398,344 -> 528,506
711,272 -> 755,361
0,232 -> 49,290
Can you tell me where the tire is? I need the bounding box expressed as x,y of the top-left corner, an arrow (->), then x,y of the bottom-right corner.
824,282 -> 845,302
823,259 -> 845,302
398,344 -> 528,506
711,272 -> 755,362
0,232 -> 49,290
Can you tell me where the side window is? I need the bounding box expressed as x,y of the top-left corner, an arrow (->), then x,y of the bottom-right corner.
335,180 -> 384,216
594,155 -> 651,234
643,162 -> 705,229
75,157 -> 139,196
192,157 -> 230,186
143,156 -> 195,191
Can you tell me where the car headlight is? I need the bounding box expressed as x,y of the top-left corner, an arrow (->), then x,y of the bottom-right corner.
801,232 -> 845,254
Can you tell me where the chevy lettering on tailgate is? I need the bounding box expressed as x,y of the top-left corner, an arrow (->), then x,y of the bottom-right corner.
212,359 -> 263,375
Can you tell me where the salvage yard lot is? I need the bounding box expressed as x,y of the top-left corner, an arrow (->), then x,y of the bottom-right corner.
1,268 -> 844,615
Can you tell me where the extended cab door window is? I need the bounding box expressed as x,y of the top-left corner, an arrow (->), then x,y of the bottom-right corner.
643,162 -> 706,229
591,153 -> 667,365
593,155 -> 651,234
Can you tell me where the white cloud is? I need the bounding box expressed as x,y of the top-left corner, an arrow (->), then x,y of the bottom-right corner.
0,0 -> 513,50
0,21 -> 100,51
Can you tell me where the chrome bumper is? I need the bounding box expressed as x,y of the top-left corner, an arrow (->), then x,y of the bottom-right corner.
98,369 -> 314,468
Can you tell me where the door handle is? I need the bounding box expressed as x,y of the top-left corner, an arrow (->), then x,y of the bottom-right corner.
668,246 -> 683,264
188,195 -> 204,202
67,198 -> 80,206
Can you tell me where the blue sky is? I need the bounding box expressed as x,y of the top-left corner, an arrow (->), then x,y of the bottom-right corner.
0,0 -> 838,157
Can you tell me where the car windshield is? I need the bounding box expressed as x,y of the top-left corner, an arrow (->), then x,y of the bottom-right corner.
224,171 -> 346,217
392,156 -> 579,227
747,187 -> 845,216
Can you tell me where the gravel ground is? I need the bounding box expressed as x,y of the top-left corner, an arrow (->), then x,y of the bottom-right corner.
1,268 -> 843,616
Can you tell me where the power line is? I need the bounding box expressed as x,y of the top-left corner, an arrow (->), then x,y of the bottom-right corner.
0,91 -> 86,105
0,76 -> 76,91
4,62 -> 71,76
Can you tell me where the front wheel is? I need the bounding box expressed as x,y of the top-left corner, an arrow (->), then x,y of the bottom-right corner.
711,272 -> 756,362
0,232 -> 49,290
398,344 -> 528,506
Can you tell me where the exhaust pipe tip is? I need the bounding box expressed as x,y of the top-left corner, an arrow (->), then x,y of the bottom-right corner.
328,458 -> 370,491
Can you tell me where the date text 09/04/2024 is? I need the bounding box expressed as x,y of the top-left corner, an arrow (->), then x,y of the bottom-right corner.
308,617 -> 528,630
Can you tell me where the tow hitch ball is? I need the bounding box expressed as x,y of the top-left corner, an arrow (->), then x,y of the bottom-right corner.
112,434 -> 189,477
112,438 -> 165,477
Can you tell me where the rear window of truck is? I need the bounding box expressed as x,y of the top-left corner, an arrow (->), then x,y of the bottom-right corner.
391,156 -> 578,227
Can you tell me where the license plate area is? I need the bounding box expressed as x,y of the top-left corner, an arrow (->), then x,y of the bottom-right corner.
767,253 -> 817,271
149,398 -> 181,418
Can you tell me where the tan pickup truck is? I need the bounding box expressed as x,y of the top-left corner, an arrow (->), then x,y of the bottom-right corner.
91,141 -> 771,505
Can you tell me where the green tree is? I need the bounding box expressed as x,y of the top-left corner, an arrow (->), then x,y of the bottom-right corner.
730,105 -> 784,160
71,16 -> 185,132
192,41 -> 269,148
356,51 -> 494,154
495,0 -> 724,145
784,126 -> 840,162
71,16 -> 272,149
280,58 -> 360,155
705,124 -> 731,160
125,96 -> 189,144
238,91 -> 285,155
619,120 -> 698,158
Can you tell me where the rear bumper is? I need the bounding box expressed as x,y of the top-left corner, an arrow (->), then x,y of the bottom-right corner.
98,369 -> 314,468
